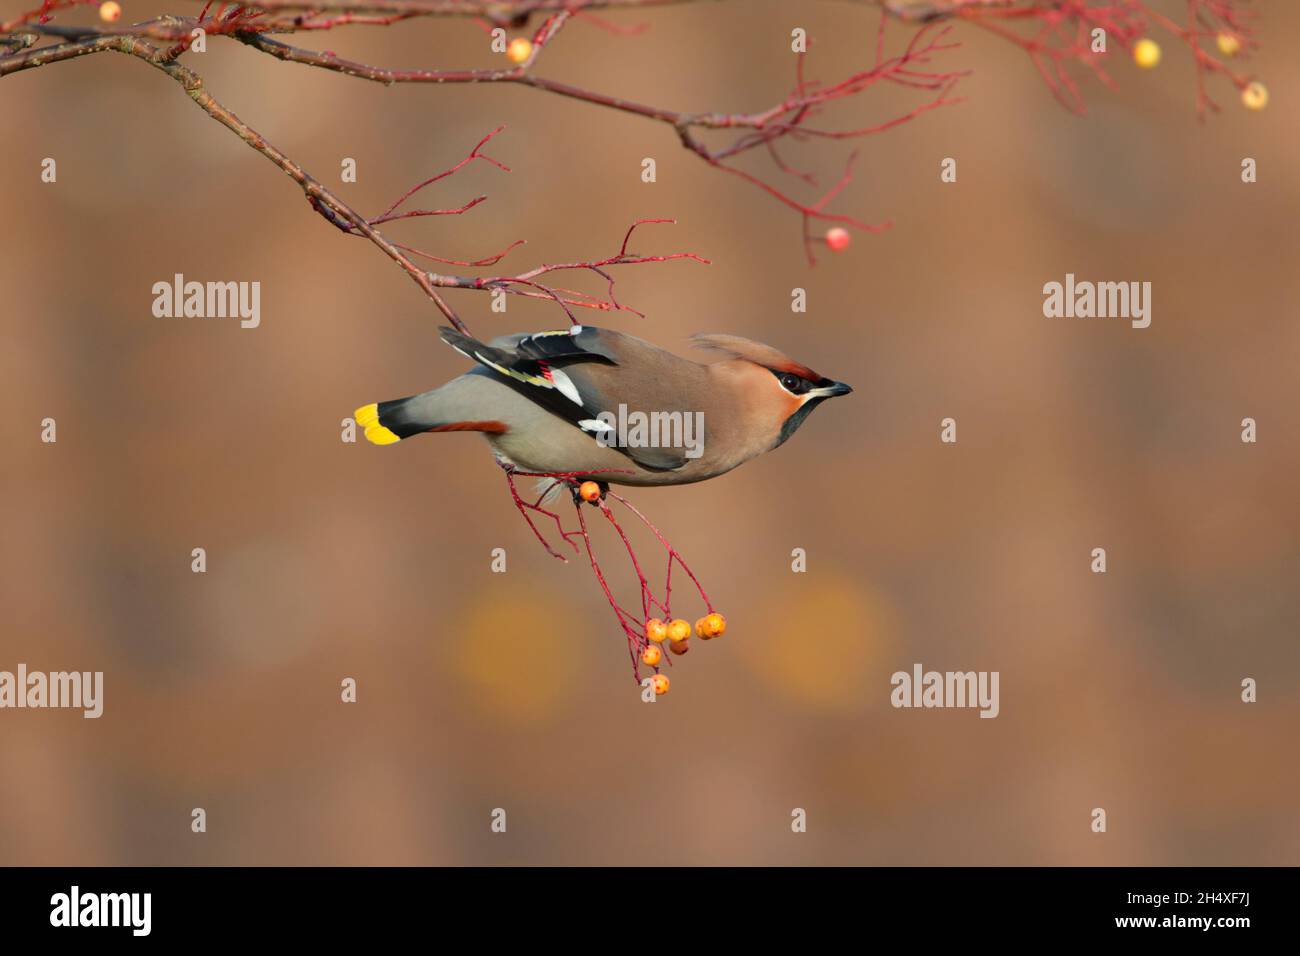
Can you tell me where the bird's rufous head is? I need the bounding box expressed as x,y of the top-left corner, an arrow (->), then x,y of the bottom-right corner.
691,332 -> 852,447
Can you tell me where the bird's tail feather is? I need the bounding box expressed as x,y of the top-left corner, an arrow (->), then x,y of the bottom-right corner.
355,402 -> 403,445
356,388 -> 507,446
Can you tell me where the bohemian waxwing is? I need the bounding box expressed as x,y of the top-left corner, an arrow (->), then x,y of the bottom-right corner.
354,325 -> 852,486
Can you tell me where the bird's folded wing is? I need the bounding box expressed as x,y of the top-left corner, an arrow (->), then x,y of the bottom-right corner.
439,326 -> 688,472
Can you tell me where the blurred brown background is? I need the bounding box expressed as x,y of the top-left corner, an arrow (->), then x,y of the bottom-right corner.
2,0 -> 1297,865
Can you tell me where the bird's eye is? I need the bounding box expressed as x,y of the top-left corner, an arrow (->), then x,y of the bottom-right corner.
779,373 -> 802,392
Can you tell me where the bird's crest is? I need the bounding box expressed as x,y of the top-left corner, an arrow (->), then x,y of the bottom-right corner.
690,332 -> 821,381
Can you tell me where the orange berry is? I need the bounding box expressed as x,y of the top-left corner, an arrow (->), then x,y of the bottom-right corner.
695,617 -> 711,640
650,674 -> 670,695
646,618 -> 669,643
669,639 -> 689,656
506,37 -> 533,64
99,1 -> 121,21
825,227 -> 851,252
666,618 -> 691,643
578,480 -> 601,502
641,644 -> 662,667
703,612 -> 726,638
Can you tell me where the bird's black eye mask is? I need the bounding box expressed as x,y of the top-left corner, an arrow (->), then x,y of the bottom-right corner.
770,369 -> 852,449
771,369 -> 832,396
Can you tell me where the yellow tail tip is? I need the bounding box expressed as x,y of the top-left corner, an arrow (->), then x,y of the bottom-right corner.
355,403 -> 400,444
355,403 -> 379,428
364,423 -> 401,445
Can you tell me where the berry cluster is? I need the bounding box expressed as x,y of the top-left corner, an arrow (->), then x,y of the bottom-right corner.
641,613 -> 728,695
1132,31 -> 1266,110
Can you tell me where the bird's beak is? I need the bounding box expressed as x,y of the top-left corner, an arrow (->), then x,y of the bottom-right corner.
809,380 -> 853,398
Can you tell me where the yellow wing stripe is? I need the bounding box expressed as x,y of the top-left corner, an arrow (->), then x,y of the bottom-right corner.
476,353 -> 551,388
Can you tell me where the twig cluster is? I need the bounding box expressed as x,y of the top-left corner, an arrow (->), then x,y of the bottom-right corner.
2,1 -> 1262,287
502,466 -> 713,682
935,0 -> 1259,115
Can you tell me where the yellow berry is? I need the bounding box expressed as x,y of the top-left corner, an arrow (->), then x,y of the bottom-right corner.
646,619 -> 668,644
1133,38 -> 1161,69
703,612 -> 726,638
506,38 -> 533,64
99,1 -> 121,21
666,618 -> 691,643
578,480 -> 601,503
650,674 -> 670,695
1241,81 -> 1268,111
1216,33 -> 1241,57
695,617 -> 711,640
641,644 -> 662,667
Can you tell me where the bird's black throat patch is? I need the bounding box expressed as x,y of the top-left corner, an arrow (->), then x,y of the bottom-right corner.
774,397 -> 828,448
